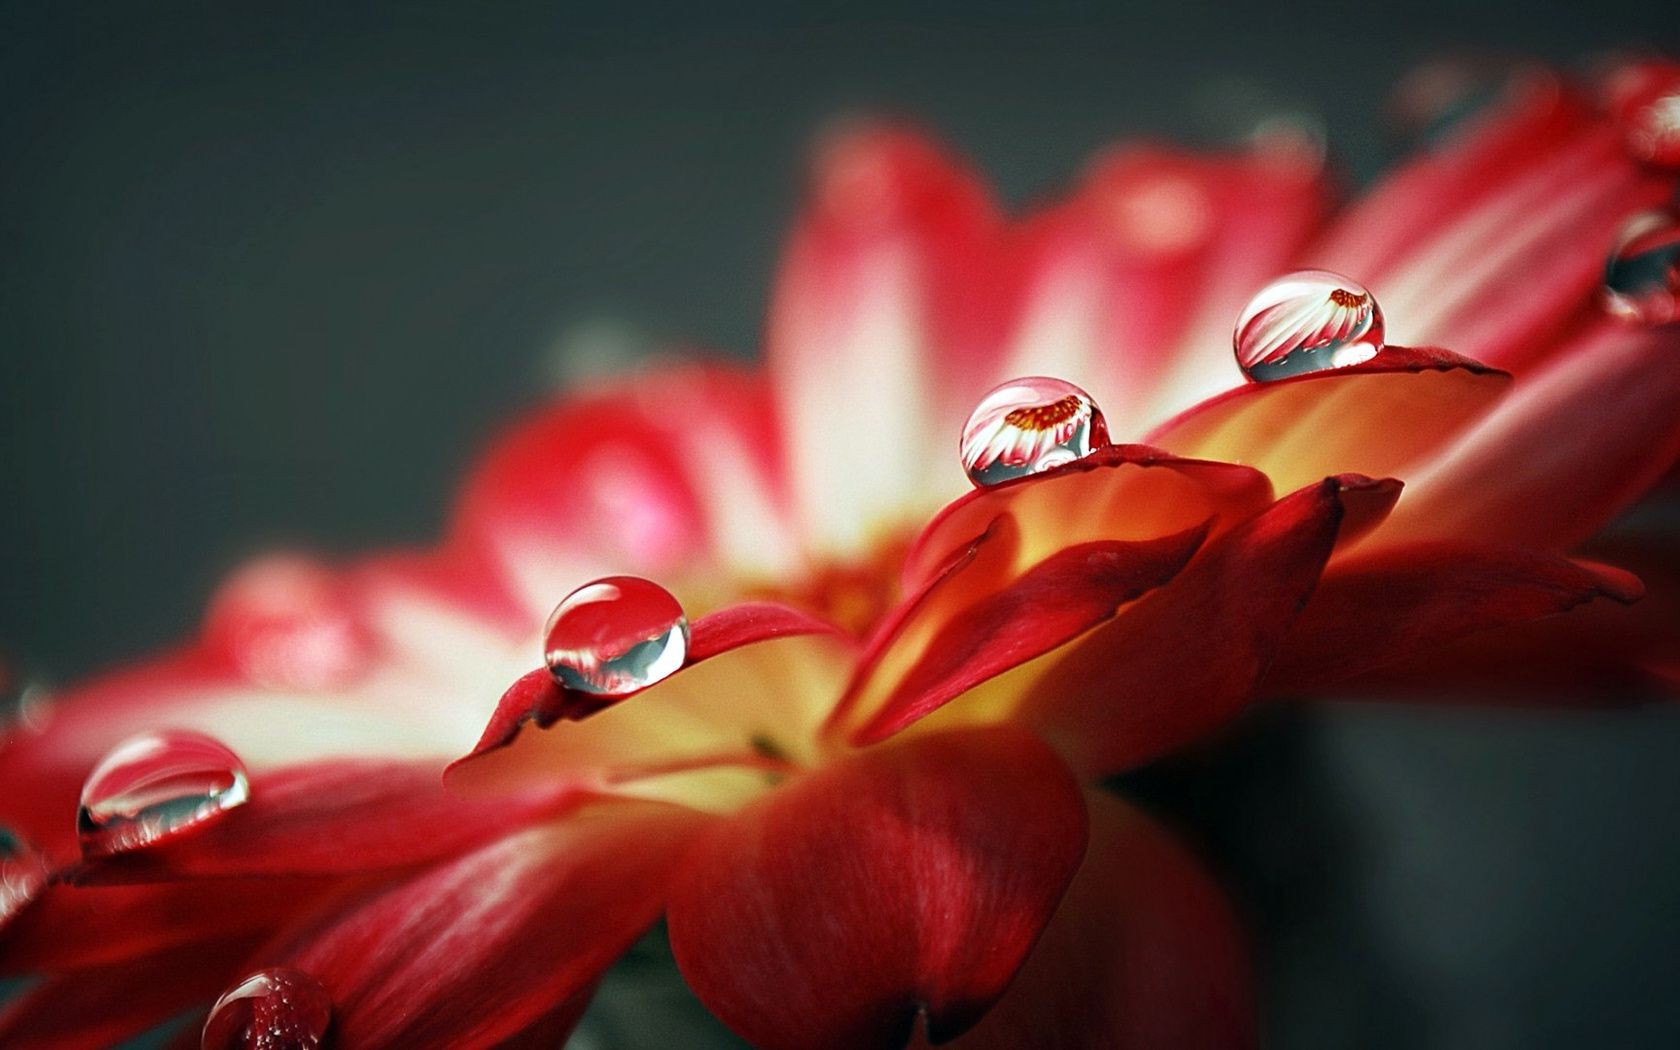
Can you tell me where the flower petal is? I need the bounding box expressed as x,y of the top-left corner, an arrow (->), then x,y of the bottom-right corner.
666,725 -> 1087,1050
1263,542 -> 1646,697
447,604 -> 854,799
929,793 -> 1255,1050
64,759 -> 572,885
0,939 -> 255,1050
1382,321 -> 1680,552
839,524 -> 1211,746
262,802 -> 706,1050
768,123 -> 1005,556
1145,345 -> 1509,497
1011,476 -> 1377,778
452,360 -> 801,615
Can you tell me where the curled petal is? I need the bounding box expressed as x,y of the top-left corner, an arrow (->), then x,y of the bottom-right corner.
263,802 -> 707,1050
1264,542 -> 1645,697
1145,345 -> 1509,498
930,793 -> 1255,1050
1382,321 -> 1680,552
667,726 -> 1087,1050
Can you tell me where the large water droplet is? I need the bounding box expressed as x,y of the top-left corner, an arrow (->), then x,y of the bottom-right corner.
0,825 -> 47,923
1234,270 -> 1385,381
78,731 -> 250,856
203,554 -> 371,691
545,576 -> 689,695
1602,209 -> 1680,325
960,377 -> 1110,488
202,968 -> 332,1050
1604,61 -> 1680,169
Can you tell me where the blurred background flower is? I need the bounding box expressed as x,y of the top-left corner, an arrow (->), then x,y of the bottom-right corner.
3,3 -> 1680,1048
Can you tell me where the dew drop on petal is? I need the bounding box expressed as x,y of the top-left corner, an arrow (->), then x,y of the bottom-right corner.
1602,209 -> 1680,325
544,576 -> 689,695
959,377 -> 1110,488
0,825 -> 47,923
77,730 -> 250,857
1234,269 -> 1385,382
202,968 -> 332,1050
1604,61 -> 1680,169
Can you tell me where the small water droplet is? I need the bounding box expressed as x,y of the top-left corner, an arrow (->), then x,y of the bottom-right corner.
78,731 -> 250,856
204,555 -> 371,691
1602,209 -> 1680,325
202,968 -> 332,1050
960,377 -> 1110,488
0,656 -> 52,735
0,825 -> 47,924
1234,270 -> 1385,381
544,576 -> 689,695
1604,61 -> 1680,169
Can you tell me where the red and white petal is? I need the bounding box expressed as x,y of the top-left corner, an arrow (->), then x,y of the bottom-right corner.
453,360 -> 801,616
1383,320 -> 1680,552
995,476 -> 1381,779
1145,346 -> 1509,498
666,725 -> 1087,1050
768,123 -> 1005,557
930,793 -> 1255,1050
447,603 -> 854,800
258,802 -> 707,1050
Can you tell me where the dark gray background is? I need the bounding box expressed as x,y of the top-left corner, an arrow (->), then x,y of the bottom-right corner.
4,3 -> 1679,1047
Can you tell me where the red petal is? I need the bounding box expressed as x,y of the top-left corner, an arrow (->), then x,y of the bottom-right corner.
1145,345 -> 1509,498
840,524 -> 1210,745
902,444 -> 1274,595
64,759 -> 572,885
1263,542 -> 1646,697
264,802 -> 707,1049
455,600 -> 845,764
0,939 -> 256,1050
1382,321 -> 1680,552
768,123 -> 1006,555
1017,476 -> 1377,778
930,793 -> 1255,1050
451,360 -> 800,613
667,726 -> 1087,1050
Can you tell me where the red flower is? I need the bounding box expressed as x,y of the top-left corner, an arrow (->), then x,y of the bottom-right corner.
2,61 -> 1678,1049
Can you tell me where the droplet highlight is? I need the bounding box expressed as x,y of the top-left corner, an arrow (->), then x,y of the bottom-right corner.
1605,61 -> 1680,169
78,730 -> 250,856
202,968 -> 332,1050
1234,269 -> 1385,381
960,377 -> 1110,487
544,576 -> 689,695
1602,209 -> 1680,325
0,825 -> 47,924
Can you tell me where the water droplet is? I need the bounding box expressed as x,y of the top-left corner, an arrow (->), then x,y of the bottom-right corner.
202,968 -> 332,1050
203,554 -> 371,691
960,377 -> 1110,487
544,576 -> 689,695
0,825 -> 47,924
78,731 -> 250,856
1234,270 -> 1385,381
1604,61 -> 1680,169
1602,209 -> 1680,325
0,656 -> 52,735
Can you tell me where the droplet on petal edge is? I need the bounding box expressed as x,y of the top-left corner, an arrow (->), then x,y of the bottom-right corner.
77,730 -> 250,857
202,968 -> 332,1050
544,576 -> 689,696
1234,269 -> 1386,382
960,377 -> 1110,488
1604,61 -> 1680,169
1602,209 -> 1680,325
0,825 -> 47,923
203,554 -> 372,691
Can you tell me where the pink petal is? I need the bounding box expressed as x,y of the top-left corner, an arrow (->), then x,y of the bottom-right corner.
666,725 -> 1086,1050
1145,345 -> 1509,498
264,802 -> 707,1049
1018,476 -> 1386,778
929,793 -> 1255,1050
